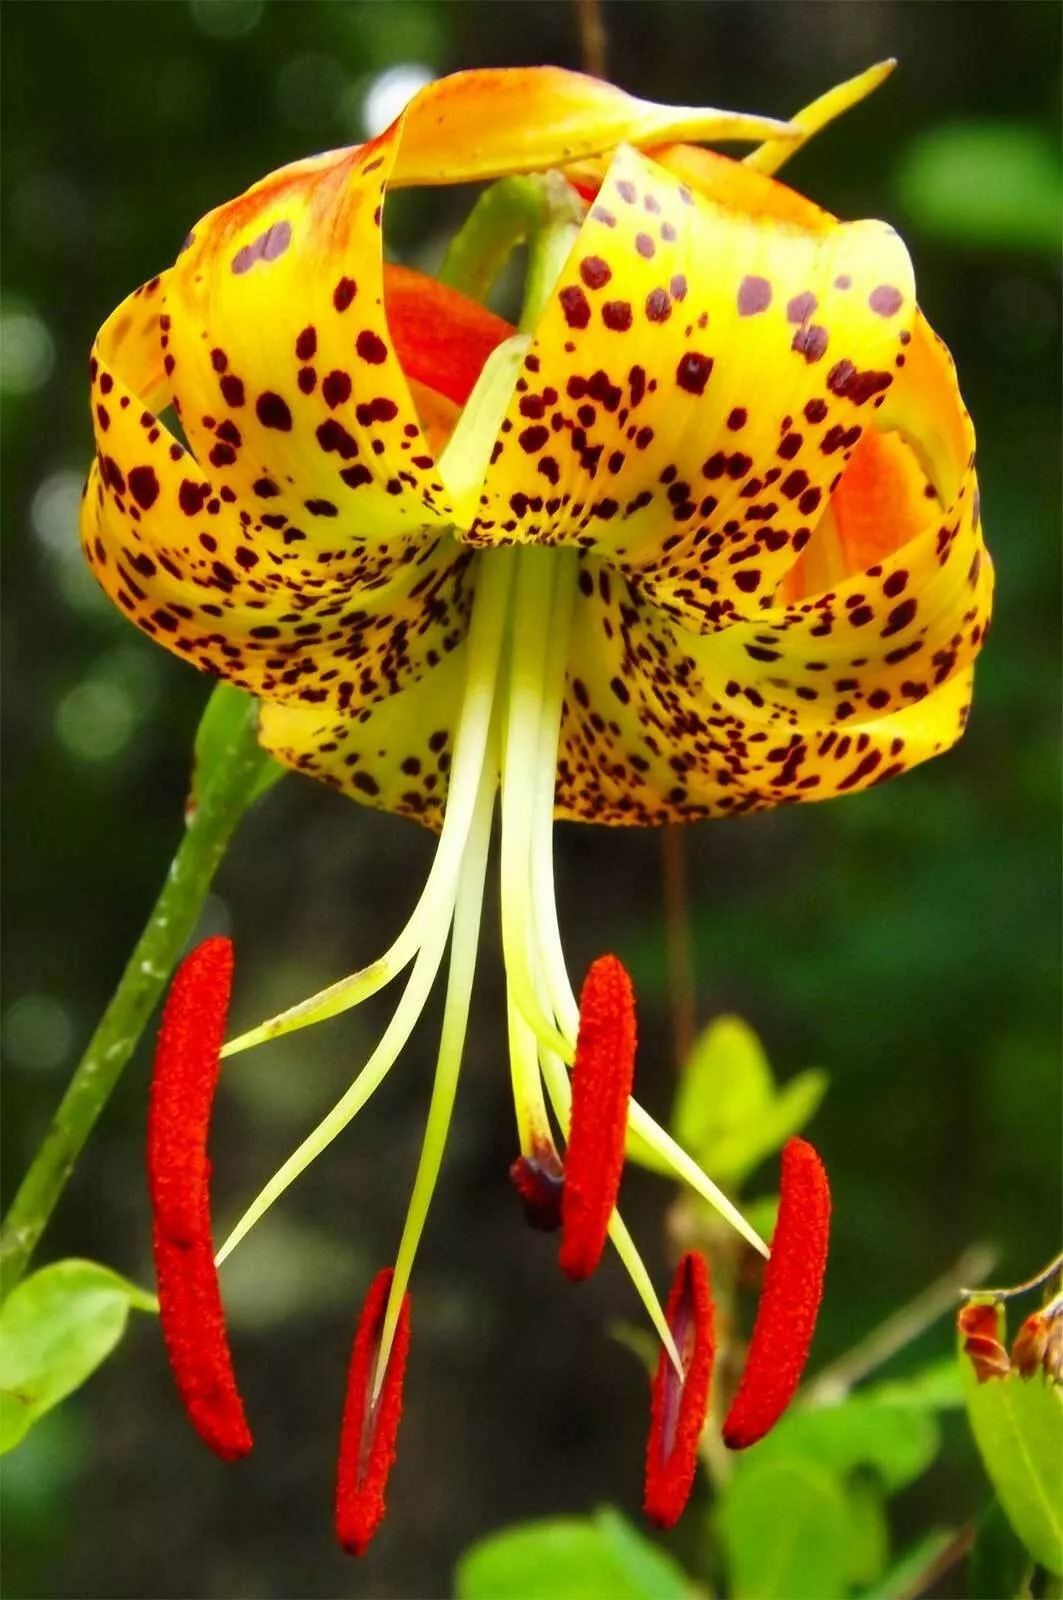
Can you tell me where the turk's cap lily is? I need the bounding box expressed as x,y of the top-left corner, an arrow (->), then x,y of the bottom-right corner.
83,63 -> 990,1549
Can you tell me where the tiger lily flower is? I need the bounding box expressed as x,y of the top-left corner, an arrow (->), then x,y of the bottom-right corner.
81,64 -> 991,1543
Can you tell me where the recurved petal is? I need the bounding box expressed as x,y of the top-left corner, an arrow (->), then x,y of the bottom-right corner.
555,558 -> 976,824
389,67 -> 795,188
257,604 -> 472,829
159,125 -> 478,551
696,320 -> 991,730
470,143 -> 916,630
80,348 -> 474,714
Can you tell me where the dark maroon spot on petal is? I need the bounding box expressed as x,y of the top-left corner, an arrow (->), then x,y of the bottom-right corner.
727,407 -> 747,431
883,569 -> 908,597
580,255 -> 611,290
645,288 -> 671,323
869,284 -> 904,317
295,326 -> 317,361
786,291 -> 818,324
560,285 -> 592,329
305,498 -> 338,517
519,424 -> 550,454
670,273 -> 688,302
252,477 -> 279,497
792,324 -> 829,363
602,300 -> 633,331
179,479 -> 209,516
297,367 -> 316,394
798,486 -> 822,516
333,277 -> 357,312
355,330 -> 387,365
737,275 -> 772,316
256,392 -> 292,430
322,370 -> 352,409
340,463 -> 373,488
219,374 -> 245,407
210,348 -> 228,373
676,352 -> 713,395
128,465 -> 159,509
804,398 -> 828,424
882,597 -> 917,636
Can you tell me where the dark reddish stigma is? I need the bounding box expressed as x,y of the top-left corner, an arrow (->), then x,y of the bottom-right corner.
723,1137 -> 831,1450
147,936 -> 252,1460
559,954 -> 637,1281
644,1251 -> 715,1528
510,1142 -> 564,1231
335,1268 -> 412,1557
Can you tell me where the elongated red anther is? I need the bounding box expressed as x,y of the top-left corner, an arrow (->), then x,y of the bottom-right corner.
336,1268 -> 412,1557
559,954 -> 636,1281
644,1251 -> 715,1528
147,936 -> 252,1460
723,1137 -> 831,1451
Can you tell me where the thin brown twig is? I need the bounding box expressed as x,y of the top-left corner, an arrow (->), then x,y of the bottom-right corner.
804,1241 -> 999,1404
897,1525 -> 975,1600
577,0 -> 607,79
661,825 -> 696,1070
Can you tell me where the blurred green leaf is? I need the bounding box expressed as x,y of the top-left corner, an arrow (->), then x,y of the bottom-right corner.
738,1395 -> 940,1492
860,1357 -> 965,1412
190,681 -> 284,810
717,1457 -> 848,1600
671,1015 -> 827,1186
967,1498 -> 1035,1600
857,1529 -> 956,1600
896,121 -> 1063,251
841,1476 -> 890,1588
455,1507 -> 692,1600
0,1259 -> 155,1455
960,1350 -> 1063,1575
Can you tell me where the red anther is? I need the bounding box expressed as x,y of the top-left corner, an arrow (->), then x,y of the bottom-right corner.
644,1251 -> 715,1528
147,937 -> 252,1461
559,954 -> 636,1282
958,1300 -> 1011,1383
336,1268 -> 412,1557
1010,1312 -> 1049,1379
723,1137 -> 831,1451
509,1145 -> 564,1232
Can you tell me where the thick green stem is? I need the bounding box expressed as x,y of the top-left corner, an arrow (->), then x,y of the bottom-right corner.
0,690 -> 281,1300
438,171 -> 585,320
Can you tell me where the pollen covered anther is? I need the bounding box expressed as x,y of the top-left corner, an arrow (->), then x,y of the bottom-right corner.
147,936 -> 252,1461
722,1137 -> 831,1450
558,955 -> 637,1281
644,1251 -> 715,1528
336,1268 -> 412,1557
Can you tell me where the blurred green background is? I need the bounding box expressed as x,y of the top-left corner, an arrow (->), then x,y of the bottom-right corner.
2,2 -> 1059,1596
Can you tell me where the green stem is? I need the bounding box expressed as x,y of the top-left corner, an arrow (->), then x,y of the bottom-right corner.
0,690 -> 280,1301
438,172 -> 585,320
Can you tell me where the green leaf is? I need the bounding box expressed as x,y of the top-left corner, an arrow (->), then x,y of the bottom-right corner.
895,121 -> 1063,252
967,1498 -> 1035,1600
857,1530 -> 955,1600
841,1476 -> 890,1588
860,1357 -> 965,1412
0,1259 -> 155,1454
960,1349 -> 1063,1575
671,1015 -> 827,1186
455,1507 -> 692,1600
738,1395 -> 941,1492
717,1457 -> 849,1600
191,681 -> 283,809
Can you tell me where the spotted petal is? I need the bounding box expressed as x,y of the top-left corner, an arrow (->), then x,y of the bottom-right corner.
81,271 -> 483,713
556,559 -> 975,824
469,143 -> 915,631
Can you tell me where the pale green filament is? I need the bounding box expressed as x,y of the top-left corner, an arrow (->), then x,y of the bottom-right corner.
536,1044 -> 681,1377
499,545 -> 576,1061
508,998 -> 557,1157
372,740 -> 498,1400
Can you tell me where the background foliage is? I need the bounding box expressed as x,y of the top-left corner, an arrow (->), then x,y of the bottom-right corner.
2,2 -> 1059,1596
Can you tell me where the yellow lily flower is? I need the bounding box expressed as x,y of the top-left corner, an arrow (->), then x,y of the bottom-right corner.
80,64 -> 992,1542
